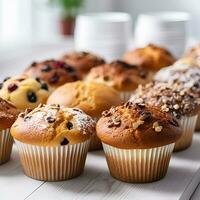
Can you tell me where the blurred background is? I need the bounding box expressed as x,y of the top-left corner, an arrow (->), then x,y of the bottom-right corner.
0,0 -> 200,51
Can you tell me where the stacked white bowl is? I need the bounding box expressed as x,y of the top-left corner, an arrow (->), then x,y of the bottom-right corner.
74,12 -> 132,61
134,12 -> 190,58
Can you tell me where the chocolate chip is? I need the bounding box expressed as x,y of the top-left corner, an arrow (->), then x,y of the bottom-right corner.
66,122 -> 73,130
0,83 -> 3,90
27,91 -> 37,103
49,73 -> 59,84
140,111 -> 151,121
41,83 -> 48,91
31,62 -> 37,67
24,115 -> 31,121
46,116 -> 55,123
3,77 -> 10,82
41,65 -> 52,72
64,65 -> 76,73
169,119 -> 179,127
8,83 -> 18,92
60,138 -> 69,145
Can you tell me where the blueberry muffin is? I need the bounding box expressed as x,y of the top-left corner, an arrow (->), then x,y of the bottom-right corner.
85,60 -> 150,101
47,81 -> 122,150
11,104 -> 95,181
123,44 -> 175,78
0,98 -> 19,164
23,59 -> 80,90
0,76 -> 50,110
60,51 -> 105,78
96,102 -> 181,183
130,82 -> 200,151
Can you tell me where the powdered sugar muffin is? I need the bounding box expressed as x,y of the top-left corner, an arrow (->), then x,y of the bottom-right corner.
0,76 -> 50,110
130,82 -> 200,151
11,104 -> 95,181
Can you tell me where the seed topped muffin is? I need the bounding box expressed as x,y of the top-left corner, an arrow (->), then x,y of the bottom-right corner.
11,104 -> 95,146
0,76 -> 50,110
123,44 -> 175,73
23,59 -> 80,89
96,102 -> 181,183
60,51 -> 105,78
85,60 -> 149,91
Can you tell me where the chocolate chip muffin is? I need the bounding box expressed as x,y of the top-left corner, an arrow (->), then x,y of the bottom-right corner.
0,98 -> 19,164
60,51 -> 105,78
23,59 -> 80,90
47,81 -> 122,150
85,60 -> 150,101
11,104 -> 95,181
123,44 -> 175,77
130,82 -> 200,151
0,76 -> 50,110
96,102 -> 181,183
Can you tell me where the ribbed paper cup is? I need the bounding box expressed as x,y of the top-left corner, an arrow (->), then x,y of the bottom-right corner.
89,117 -> 102,151
120,91 -> 133,102
103,143 -> 174,183
0,128 -> 13,165
174,115 -> 197,152
15,140 -> 90,181
195,112 -> 200,130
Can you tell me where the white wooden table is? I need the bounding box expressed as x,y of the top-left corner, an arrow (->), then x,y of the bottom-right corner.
1,41 -> 200,200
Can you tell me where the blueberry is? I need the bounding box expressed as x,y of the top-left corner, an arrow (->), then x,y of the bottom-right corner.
41,65 -> 52,72
49,73 -> 59,83
60,138 -> 69,145
8,84 -> 18,92
66,121 -> 73,130
27,91 -> 37,103
64,65 -> 76,73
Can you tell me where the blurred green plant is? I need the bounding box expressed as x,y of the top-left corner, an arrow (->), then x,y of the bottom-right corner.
49,0 -> 84,19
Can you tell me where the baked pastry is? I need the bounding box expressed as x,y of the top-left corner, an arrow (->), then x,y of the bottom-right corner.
0,76 -> 50,110
184,43 -> 200,65
23,59 -> 80,90
11,104 -> 95,181
96,102 -> 181,183
123,44 -> 175,77
47,81 -> 122,150
0,98 -> 19,164
60,51 -> 105,78
130,82 -> 200,151
85,60 -> 150,101
174,57 -> 200,68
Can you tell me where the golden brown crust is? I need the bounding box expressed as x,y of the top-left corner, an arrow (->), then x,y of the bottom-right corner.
130,82 -> 200,118
96,102 -> 182,149
85,60 -> 150,91
23,59 -> 80,89
60,51 -> 105,78
47,81 -> 122,117
123,44 -> 175,71
11,104 -> 95,146
0,98 -> 20,130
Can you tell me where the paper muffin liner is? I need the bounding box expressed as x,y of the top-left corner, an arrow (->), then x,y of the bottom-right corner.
120,91 -> 133,102
174,115 -> 197,152
15,139 -> 90,181
102,143 -> 174,183
89,117 -> 102,151
195,112 -> 200,130
0,128 -> 13,165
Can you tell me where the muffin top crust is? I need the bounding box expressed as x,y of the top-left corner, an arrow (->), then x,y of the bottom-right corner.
61,51 -> 105,78
130,82 -> 200,119
123,44 -> 175,71
85,60 -> 149,91
0,97 -> 20,130
11,104 -> 95,146
0,76 -> 50,110
96,102 -> 181,149
47,81 -> 122,118
23,59 -> 80,89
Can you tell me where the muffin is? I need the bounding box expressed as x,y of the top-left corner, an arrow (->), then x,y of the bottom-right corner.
23,59 -> 80,90
174,57 -> 200,68
60,51 -> 105,78
47,81 -> 122,150
123,44 -> 175,78
0,76 -> 50,110
11,104 -> 95,181
0,98 -> 19,164
85,60 -> 150,102
184,43 -> 200,65
96,102 -> 181,183
130,82 -> 200,151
